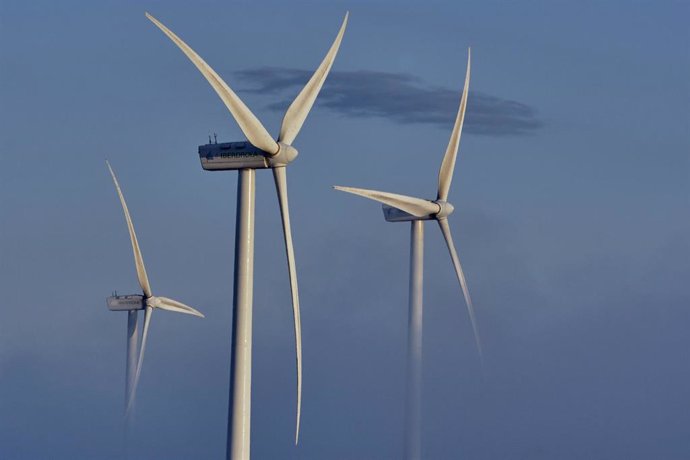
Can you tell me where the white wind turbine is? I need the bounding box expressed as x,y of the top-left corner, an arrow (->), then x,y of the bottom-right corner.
334,51 -> 479,460
105,161 -> 204,420
145,12 -> 348,458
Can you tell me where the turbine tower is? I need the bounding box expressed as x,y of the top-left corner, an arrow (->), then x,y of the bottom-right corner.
145,12 -> 348,459
334,51 -> 479,460
105,161 -> 204,422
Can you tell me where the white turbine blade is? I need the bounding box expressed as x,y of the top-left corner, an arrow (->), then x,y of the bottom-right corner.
145,12 -> 279,155
333,186 -> 439,217
278,12 -> 349,146
272,167 -> 303,445
107,161 -> 152,298
437,218 -> 483,359
437,49 -> 471,201
126,306 -> 153,416
155,296 -> 205,318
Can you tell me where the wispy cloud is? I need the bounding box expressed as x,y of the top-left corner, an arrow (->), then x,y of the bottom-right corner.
235,67 -> 543,136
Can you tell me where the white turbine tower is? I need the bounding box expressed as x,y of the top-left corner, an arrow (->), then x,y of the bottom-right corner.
334,51 -> 479,460
145,12 -> 348,459
105,161 -> 204,421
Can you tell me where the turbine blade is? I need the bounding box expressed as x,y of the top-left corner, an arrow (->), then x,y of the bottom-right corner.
126,306 -> 153,416
272,167 -> 303,445
333,186 -> 439,217
436,218 -> 483,359
155,296 -> 205,318
278,12 -> 348,146
107,161 -> 152,298
437,49 -> 471,201
145,12 -> 279,155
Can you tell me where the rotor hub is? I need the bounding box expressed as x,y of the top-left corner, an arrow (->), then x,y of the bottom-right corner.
434,200 -> 455,219
269,142 -> 299,167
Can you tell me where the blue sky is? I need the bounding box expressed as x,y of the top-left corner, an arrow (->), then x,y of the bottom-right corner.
0,1 -> 688,459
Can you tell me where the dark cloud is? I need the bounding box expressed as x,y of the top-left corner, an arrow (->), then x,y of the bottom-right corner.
235,67 -> 543,136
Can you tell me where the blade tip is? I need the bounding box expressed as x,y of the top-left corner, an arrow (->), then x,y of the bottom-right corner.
295,416 -> 301,445
189,306 -> 205,318
106,161 -> 117,180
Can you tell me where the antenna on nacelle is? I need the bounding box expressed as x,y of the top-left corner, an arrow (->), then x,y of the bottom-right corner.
213,132 -> 218,144
208,133 -> 212,144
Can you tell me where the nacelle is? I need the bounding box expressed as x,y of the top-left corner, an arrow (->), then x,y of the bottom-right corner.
198,141 -> 269,171
107,294 -> 145,311
382,205 -> 435,223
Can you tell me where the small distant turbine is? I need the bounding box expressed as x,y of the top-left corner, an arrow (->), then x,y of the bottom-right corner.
145,12 -> 347,458
334,50 -> 479,460
105,161 -> 204,420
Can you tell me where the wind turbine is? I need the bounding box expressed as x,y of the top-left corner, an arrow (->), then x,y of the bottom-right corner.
105,161 -> 204,421
145,12 -> 348,459
334,50 -> 479,460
